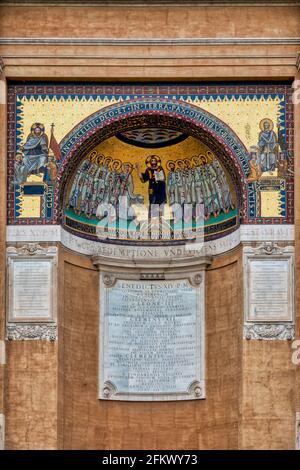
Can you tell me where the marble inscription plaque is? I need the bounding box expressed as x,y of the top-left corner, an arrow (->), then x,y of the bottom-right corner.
8,258 -> 54,322
100,277 -> 205,401
244,247 -> 294,324
248,259 -> 289,320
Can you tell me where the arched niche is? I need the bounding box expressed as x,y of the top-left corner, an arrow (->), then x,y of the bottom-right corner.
55,99 -> 249,247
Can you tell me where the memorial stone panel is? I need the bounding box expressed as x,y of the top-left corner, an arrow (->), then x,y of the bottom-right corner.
99,276 -> 205,401
11,260 -> 52,320
7,245 -> 57,325
243,244 -> 294,340
248,259 -> 290,321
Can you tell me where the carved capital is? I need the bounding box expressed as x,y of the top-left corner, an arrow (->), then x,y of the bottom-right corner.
254,242 -> 282,256
244,242 -> 294,257
244,323 -> 294,341
7,243 -> 58,257
7,324 -> 57,341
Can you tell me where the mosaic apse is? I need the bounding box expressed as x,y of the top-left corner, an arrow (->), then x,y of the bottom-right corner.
64,136 -> 237,242
7,83 -> 294,243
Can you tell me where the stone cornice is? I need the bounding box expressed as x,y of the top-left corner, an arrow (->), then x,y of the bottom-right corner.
1,0 -> 300,6
1,37 -> 300,46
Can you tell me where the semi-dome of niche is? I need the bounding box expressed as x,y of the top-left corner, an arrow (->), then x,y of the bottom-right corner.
62,131 -> 238,245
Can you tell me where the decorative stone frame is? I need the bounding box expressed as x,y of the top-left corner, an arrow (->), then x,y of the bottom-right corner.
243,242 -> 295,340
93,253 -> 211,401
6,244 -> 58,341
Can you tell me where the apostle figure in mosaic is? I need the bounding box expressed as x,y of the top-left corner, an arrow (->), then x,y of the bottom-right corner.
191,156 -> 205,221
102,157 -> 113,205
202,163 -> 219,217
210,158 -> 234,213
166,160 -> 178,205
175,160 -> 186,204
80,164 -> 98,216
68,158 -> 91,211
94,155 -> 107,213
183,159 -> 195,205
118,162 -> 143,220
258,118 -> 278,172
109,159 -> 122,206
192,156 -> 204,205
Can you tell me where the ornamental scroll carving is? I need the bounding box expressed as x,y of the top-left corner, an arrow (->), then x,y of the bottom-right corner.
7,324 -> 57,341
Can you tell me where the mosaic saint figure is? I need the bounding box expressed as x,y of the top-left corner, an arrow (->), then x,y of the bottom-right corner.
47,155 -> 58,182
136,155 -> 167,206
21,123 -> 49,178
247,146 -> 262,183
258,118 -> 278,172
14,153 -> 28,185
277,151 -> 289,178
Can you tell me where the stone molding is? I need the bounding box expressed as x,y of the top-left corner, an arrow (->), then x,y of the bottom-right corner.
6,225 -> 295,257
1,37 -> 299,46
2,0 -> 300,5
